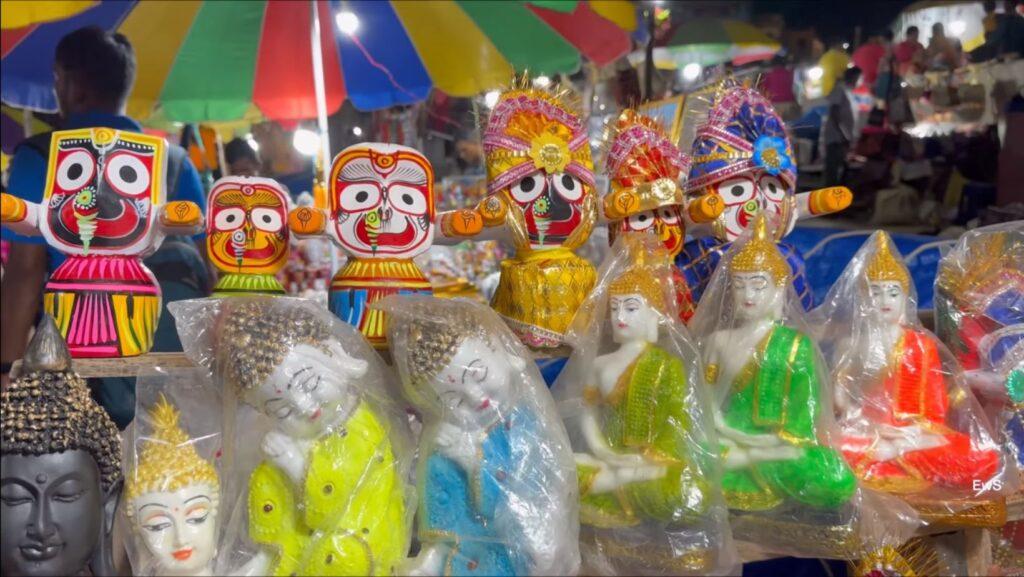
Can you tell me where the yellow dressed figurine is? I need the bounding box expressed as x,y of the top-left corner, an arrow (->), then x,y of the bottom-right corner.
437,77 -> 597,351
213,301 -> 409,576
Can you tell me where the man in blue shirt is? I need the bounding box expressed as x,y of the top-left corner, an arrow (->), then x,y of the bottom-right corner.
0,27 -> 209,426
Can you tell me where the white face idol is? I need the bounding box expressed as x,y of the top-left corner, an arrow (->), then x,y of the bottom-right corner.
134,484 -> 217,576
609,294 -> 660,344
429,337 -> 524,429
245,342 -> 369,439
715,172 -> 794,242
868,281 -> 906,326
731,272 -> 783,322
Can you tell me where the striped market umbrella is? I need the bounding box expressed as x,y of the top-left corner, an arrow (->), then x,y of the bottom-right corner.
657,18 -> 780,67
1,0 -> 637,124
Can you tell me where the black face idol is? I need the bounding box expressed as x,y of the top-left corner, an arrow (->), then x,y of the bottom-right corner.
0,451 -> 111,577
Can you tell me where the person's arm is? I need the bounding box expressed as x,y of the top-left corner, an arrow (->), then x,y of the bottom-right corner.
0,243 -> 45,387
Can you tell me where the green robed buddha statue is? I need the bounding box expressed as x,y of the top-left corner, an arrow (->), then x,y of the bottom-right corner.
702,217 -> 856,512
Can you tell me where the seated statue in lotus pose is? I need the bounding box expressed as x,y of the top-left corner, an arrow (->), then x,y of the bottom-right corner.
699,216 -> 856,513
831,233 -> 1002,499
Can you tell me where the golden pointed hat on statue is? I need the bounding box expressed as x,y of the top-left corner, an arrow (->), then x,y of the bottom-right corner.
608,235 -> 672,313
126,394 -> 219,507
731,213 -> 790,286
865,231 -> 911,290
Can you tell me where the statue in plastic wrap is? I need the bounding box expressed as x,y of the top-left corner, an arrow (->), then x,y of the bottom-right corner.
169,298 -> 411,576
381,296 -> 579,576
601,109 -> 723,324
679,79 -> 853,311
126,395 -> 220,576
0,128 -> 203,357
206,176 -> 291,296
553,235 -> 735,575
288,143 -> 434,349
934,223 -> 1024,468
0,315 -> 123,576
688,215 -> 918,558
818,232 -> 1008,528
436,78 -> 597,351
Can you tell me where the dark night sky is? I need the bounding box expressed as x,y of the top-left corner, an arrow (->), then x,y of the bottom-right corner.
752,0 -> 918,40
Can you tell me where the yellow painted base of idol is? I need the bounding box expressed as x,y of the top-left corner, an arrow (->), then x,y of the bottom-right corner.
490,247 -> 596,350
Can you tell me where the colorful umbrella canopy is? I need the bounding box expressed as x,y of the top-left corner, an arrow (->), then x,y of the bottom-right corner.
1,0 -> 636,123
657,18 -> 780,67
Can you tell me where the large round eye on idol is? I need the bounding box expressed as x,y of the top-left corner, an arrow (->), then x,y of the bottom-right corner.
626,210 -> 655,231
758,174 -> 787,201
388,185 -> 428,215
510,174 -> 545,203
339,183 -> 381,212
214,207 -> 246,231
552,173 -> 583,201
658,207 -> 680,224
717,177 -> 755,205
251,207 -> 283,232
56,149 -> 96,191
105,153 -> 151,196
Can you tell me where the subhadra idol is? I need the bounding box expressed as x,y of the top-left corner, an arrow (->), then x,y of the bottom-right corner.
169,297 -> 412,576
288,143 -> 434,349
126,396 -> 220,576
818,232 -> 1010,526
0,128 -> 202,357
206,176 -> 291,296
1,316 -> 123,577
381,296 -> 580,576
680,79 -> 852,311
553,236 -> 735,575
601,109 -> 722,323
689,216 -> 914,558
437,79 -> 597,350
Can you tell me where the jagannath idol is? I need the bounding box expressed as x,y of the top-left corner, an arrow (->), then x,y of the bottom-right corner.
689,215 -> 888,557
553,236 -> 733,575
1,315 -> 123,577
601,109 -> 723,323
288,142 -> 434,349
0,128 -> 202,357
436,77 -> 597,351
679,78 -> 853,311
126,395 -> 220,576
206,176 -> 291,296
821,232 -> 1007,526
380,295 -> 579,576
169,298 -> 411,576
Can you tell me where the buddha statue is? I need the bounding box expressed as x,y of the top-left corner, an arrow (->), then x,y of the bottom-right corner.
833,233 -> 1003,509
126,395 -> 220,576
1,315 -> 123,576
382,296 -> 579,576
700,216 -> 856,513
175,299 -> 411,576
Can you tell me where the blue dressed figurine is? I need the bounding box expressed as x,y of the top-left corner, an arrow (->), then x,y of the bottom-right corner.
379,295 -> 580,577
679,78 -> 854,311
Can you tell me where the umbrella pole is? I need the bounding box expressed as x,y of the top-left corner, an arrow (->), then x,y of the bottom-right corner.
644,4 -> 655,100
310,0 -> 339,274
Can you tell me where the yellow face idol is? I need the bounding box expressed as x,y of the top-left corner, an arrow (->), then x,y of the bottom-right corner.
206,177 -> 290,275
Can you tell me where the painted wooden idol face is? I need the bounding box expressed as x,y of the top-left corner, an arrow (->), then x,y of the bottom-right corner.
609,206 -> 684,258
329,143 -> 434,259
206,177 -> 290,275
42,128 -> 166,256
713,171 -> 792,242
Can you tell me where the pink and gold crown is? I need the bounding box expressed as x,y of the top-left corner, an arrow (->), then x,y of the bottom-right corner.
603,110 -> 690,218
483,77 -> 594,195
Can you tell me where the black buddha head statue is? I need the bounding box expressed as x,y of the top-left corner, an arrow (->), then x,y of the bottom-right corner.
1,315 -> 123,577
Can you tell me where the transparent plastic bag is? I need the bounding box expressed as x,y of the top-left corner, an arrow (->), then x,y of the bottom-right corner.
123,368 -> 223,576
551,234 -> 737,575
168,296 -> 415,576
378,295 -> 581,576
688,215 -> 918,559
812,230 -> 1016,528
